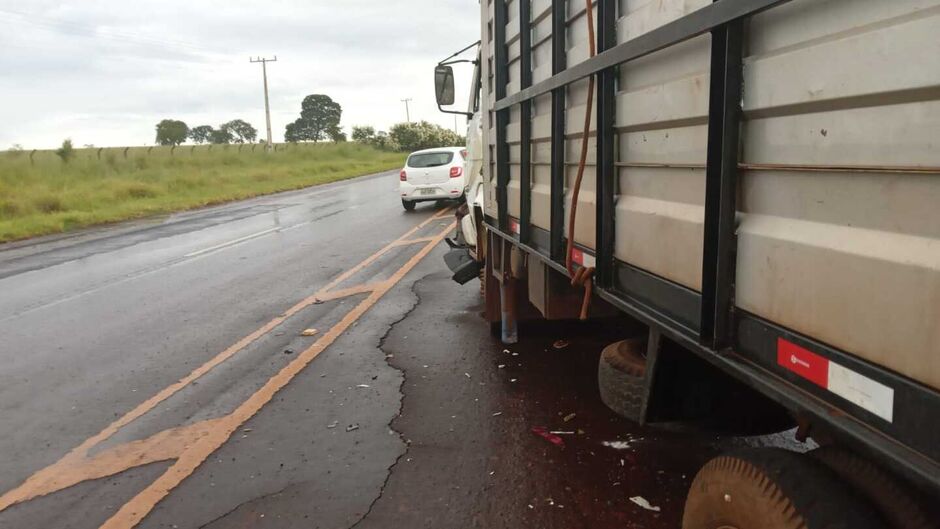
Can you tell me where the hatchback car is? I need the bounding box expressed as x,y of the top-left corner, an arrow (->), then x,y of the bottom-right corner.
399,147 -> 467,210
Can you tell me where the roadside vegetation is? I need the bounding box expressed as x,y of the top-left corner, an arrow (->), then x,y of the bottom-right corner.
0,143 -> 404,243
1,91 -> 463,243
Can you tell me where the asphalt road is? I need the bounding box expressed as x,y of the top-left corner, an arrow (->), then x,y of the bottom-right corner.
0,170 -> 801,529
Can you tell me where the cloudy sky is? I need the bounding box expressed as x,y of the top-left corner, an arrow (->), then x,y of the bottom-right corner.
0,1 -> 480,149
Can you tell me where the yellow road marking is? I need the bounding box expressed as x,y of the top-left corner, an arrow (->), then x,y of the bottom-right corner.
0,209 -> 454,527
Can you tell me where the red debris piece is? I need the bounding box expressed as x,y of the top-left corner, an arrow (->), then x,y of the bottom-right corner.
531,426 -> 565,448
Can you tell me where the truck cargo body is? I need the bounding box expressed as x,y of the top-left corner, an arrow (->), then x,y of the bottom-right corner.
476,0 -> 940,496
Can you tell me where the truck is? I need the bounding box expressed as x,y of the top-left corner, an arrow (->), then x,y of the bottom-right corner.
434,0 -> 940,527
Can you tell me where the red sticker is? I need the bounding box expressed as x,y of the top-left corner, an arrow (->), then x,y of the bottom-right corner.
571,248 -> 584,266
777,338 -> 829,388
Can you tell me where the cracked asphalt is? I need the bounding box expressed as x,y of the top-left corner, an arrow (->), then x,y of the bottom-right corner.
0,171 -> 804,529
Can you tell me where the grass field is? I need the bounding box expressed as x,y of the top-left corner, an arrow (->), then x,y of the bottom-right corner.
0,143 -> 405,243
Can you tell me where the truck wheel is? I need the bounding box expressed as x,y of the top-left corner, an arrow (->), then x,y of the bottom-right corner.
683,448 -> 884,529
402,199 -> 416,211
597,339 -> 647,422
810,446 -> 932,529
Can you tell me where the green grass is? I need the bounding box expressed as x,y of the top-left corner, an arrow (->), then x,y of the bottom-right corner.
0,143 -> 405,243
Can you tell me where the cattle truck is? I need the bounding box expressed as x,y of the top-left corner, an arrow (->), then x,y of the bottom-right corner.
435,0 -> 940,527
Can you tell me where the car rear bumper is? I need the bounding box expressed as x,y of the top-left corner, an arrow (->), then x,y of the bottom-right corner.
400,179 -> 465,202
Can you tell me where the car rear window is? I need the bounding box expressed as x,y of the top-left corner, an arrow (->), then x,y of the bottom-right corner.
407,152 -> 454,168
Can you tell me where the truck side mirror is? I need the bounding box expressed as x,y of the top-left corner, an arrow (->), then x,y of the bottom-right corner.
435,65 -> 456,106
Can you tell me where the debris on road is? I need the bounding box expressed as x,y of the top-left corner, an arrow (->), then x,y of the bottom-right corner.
327,421 -> 339,429
629,496 -> 661,512
301,328 -> 319,337
498,364 -> 506,369
464,372 -> 471,378
563,412 -> 576,422
283,349 -> 294,355
356,384 -> 371,388
346,424 -> 360,432
602,440 -> 634,450
492,412 -> 503,417
549,430 -> 575,435
531,427 -> 565,448
552,339 -> 569,349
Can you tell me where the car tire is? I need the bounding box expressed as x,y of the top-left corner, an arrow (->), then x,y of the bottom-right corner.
597,339 -> 647,423
683,448 -> 884,529
402,199 -> 416,211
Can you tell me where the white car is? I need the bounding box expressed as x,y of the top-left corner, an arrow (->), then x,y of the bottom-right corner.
399,147 -> 467,211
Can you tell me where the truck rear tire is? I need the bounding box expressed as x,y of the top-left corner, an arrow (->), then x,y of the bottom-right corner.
683,448 -> 884,529
810,446 -> 932,529
597,339 -> 647,423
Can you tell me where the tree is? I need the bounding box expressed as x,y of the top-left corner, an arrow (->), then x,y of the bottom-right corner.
351,126 -> 375,143
221,119 -> 258,144
327,126 -> 346,143
284,94 -> 342,142
189,125 -> 215,144
155,119 -> 189,146
389,121 -> 464,152
209,128 -> 234,145
54,139 -> 75,163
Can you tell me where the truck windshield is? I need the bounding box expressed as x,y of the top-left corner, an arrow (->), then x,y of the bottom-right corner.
408,152 -> 454,168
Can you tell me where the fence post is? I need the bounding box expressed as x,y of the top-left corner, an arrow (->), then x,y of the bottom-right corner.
123,147 -> 130,159
97,147 -> 104,160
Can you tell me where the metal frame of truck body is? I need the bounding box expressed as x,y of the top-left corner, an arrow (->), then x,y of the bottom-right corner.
482,0 -> 940,494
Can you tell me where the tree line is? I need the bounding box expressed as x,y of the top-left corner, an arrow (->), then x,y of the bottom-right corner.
155,119 -> 258,146
154,93 -> 463,151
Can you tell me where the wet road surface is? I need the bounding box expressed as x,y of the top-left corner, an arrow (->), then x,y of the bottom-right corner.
0,170 -> 806,528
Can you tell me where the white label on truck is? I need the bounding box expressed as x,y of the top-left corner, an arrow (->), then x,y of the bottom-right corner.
571,248 -> 596,268
827,362 -> 895,423
778,338 -> 894,423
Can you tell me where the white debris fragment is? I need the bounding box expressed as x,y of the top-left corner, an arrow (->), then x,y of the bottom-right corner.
464,372 -> 471,378
498,364 -> 506,369
356,384 -> 371,388
629,496 -> 661,512
492,412 -> 503,417
602,440 -> 634,450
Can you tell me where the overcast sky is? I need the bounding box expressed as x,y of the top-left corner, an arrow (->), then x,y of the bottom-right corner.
0,1 -> 480,149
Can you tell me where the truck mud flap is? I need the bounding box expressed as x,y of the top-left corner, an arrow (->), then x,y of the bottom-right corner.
443,248 -> 483,285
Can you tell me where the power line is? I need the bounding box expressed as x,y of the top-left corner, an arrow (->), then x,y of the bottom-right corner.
0,9 -> 217,55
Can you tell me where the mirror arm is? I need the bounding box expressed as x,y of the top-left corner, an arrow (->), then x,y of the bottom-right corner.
438,59 -> 478,67
437,40 -> 481,66
436,104 -> 473,119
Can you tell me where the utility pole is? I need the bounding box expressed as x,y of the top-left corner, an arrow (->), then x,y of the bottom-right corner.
400,98 -> 413,123
250,56 -> 277,150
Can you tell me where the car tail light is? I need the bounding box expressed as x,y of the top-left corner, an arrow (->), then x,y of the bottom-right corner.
400,170 -> 407,181
460,149 -> 468,160
449,166 -> 463,178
